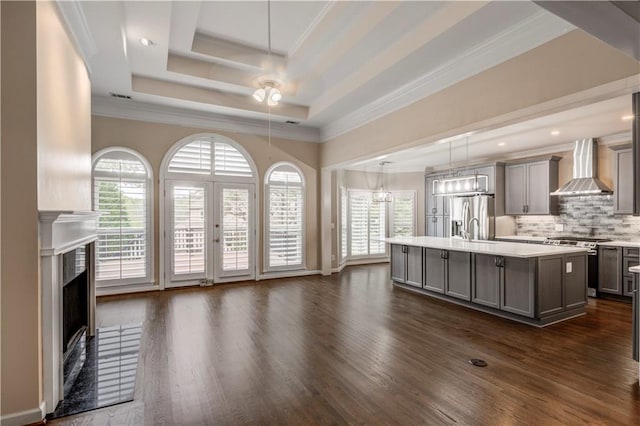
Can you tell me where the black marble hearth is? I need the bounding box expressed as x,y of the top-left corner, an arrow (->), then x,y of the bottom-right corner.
47,323 -> 143,420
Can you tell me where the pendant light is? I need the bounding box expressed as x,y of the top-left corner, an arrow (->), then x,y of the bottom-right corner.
373,161 -> 392,203
432,134 -> 489,197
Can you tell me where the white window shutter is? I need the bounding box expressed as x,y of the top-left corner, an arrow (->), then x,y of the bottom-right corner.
266,165 -> 304,270
348,190 -> 386,257
391,192 -> 416,237
93,153 -> 150,285
168,140 -> 212,175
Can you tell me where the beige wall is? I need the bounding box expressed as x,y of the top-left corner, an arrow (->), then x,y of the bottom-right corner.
1,1 -> 93,418
91,116 -> 321,277
320,30 -> 640,168
36,0 -> 91,211
1,1 -> 42,417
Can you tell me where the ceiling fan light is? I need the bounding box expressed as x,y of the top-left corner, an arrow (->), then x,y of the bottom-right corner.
252,88 -> 266,102
267,88 -> 281,106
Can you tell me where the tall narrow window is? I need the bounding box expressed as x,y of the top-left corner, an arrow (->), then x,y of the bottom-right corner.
265,163 -> 305,271
348,190 -> 386,257
92,149 -> 153,286
390,191 -> 417,237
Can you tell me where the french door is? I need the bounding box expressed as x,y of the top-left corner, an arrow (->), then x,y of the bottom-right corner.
165,180 -> 255,287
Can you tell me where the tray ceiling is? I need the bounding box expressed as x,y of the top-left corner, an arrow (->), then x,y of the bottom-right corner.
63,0 -> 575,140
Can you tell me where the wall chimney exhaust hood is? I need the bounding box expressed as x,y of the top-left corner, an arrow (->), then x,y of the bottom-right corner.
550,138 -> 612,196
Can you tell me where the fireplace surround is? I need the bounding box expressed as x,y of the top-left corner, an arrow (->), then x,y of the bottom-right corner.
39,211 -> 99,415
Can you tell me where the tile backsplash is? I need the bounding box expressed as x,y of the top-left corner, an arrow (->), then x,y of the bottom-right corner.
515,195 -> 640,241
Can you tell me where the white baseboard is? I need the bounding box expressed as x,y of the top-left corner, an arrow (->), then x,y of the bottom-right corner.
96,283 -> 159,297
257,270 -> 321,280
0,401 -> 45,426
332,258 -> 389,273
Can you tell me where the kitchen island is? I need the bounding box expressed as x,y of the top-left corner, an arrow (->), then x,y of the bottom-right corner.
385,236 -> 590,327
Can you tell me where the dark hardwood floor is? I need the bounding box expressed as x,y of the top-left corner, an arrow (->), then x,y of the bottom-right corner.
51,264 -> 639,425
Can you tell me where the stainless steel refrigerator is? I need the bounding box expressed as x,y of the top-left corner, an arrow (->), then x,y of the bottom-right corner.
449,195 -> 495,241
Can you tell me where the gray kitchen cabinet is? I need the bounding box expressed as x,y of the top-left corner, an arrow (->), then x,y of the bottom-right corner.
501,257 -> 536,318
390,244 -> 406,283
390,244 -> 423,288
424,248 -> 470,300
505,158 -> 559,215
425,176 -> 444,216
564,254 -> 588,310
613,146 -> 633,215
446,251 -> 471,301
505,164 -> 526,215
537,256 -> 564,316
424,248 -> 445,293
406,246 -> 423,288
472,253 -> 501,308
426,215 -> 446,238
599,246 -> 622,294
623,249 -> 639,297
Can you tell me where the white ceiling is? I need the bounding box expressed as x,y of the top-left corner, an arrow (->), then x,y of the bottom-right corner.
63,0 -> 576,137
346,95 -> 634,173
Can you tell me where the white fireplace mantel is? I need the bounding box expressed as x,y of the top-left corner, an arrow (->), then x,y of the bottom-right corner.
39,210 -> 99,414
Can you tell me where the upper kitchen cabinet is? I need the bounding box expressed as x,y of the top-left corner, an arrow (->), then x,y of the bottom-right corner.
612,145 -> 633,215
505,157 -> 559,215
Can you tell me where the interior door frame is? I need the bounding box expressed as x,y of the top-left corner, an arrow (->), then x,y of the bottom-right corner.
213,182 -> 256,282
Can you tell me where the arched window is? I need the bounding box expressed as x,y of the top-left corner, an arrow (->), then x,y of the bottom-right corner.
92,148 -> 153,287
167,139 -> 253,178
265,163 -> 305,271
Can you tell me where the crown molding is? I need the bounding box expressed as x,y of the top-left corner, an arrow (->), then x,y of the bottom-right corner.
287,1 -> 337,58
55,0 -> 98,75
92,96 -> 322,143
319,11 -> 574,142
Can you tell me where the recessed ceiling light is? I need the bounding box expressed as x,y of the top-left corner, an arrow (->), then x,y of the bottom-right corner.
140,37 -> 154,46
498,142 -> 506,147
551,130 -> 560,136
622,114 -> 634,121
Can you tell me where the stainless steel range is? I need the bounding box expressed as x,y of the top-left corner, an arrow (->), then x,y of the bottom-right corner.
543,236 -> 612,297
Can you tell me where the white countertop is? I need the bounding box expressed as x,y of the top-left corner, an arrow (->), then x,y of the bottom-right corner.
495,235 -> 547,242
629,265 -> 640,273
383,236 -> 589,258
599,241 -> 640,248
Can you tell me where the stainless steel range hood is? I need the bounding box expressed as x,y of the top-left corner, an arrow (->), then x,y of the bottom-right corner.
551,138 -> 613,196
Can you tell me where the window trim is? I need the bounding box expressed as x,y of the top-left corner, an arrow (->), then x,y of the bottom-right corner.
263,161 -> 306,272
389,190 -> 417,237
92,147 -> 154,287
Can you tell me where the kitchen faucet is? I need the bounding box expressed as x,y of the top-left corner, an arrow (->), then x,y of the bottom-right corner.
467,217 -> 480,242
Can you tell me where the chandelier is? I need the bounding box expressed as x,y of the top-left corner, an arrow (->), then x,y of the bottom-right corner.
372,161 -> 392,203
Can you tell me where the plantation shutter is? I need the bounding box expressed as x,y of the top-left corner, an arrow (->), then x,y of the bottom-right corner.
168,140 -> 212,175
214,142 -> 253,177
221,187 -> 250,272
348,190 -> 386,257
93,154 -> 149,284
267,166 -> 304,269
172,185 -> 206,276
391,192 -> 416,237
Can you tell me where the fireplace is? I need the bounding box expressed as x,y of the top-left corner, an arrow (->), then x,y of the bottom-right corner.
39,211 -> 99,415
62,247 -> 88,358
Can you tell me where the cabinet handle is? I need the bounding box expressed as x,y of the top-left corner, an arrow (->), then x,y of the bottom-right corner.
494,256 -> 504,267
441,250 -> 449,259
432,217 -> 437,223
523,205 -> 526,213
432,208 -> 437,214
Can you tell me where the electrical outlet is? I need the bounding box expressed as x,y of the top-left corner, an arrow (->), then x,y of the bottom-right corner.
566,262 -> 572,273
331,254 -> 336,261
555,223 -> 564,232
